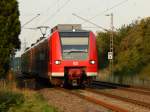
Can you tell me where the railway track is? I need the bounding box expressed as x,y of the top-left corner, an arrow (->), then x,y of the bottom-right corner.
91,81 -> 150,96
55,87 -> 150,112
16,76 -> 150,111
56,88 -> 128,112
85,88 -> 150,109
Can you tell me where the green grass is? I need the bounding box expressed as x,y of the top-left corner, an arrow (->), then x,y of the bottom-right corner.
0,88 -> 59,112
0,90 -> 24,112
8,92 -> 59,112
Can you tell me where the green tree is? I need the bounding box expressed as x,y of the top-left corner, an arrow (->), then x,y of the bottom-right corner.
0,0 -> 21,77
96,32 -> 110,69
114,18 -> 150,76
96,17 -> 150,78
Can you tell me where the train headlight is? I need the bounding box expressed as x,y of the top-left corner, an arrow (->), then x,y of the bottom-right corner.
55,60 -> 61,65
90,60 -> 95,64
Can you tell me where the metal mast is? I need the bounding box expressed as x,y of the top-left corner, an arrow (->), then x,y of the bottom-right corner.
110,13 -> 114,77
106,13 -> 114,76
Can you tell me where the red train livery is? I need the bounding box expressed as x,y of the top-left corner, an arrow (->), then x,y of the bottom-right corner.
21,24 -> 98,86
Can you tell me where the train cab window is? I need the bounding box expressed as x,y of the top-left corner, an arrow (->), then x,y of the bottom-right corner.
59,32 -> 89,60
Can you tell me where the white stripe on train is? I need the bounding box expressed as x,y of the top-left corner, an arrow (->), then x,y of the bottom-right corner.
49,72 -> 97,77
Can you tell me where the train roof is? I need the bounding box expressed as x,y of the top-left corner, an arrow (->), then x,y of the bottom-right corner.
22,24 -> 91,55
51,24 -> 82,33
22,36 -> 48,55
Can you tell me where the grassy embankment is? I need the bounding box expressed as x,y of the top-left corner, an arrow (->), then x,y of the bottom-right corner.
0,73 -> 59,112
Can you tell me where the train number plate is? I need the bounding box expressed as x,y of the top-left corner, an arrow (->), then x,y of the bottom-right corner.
73,61 -> 79,65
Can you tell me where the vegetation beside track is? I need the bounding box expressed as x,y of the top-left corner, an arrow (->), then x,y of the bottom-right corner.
97,17 -> 150,83
0,80 -> 58,112
7,91 -> 58,112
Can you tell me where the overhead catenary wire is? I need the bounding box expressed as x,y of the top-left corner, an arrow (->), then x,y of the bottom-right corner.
21,14 -> 40,28
82,0 -> 129,24
41,1 -> 59,15
40,1 -> 59,15
42,0 -> 71,25
72,13 -> 109,32
36,0 -> 59,25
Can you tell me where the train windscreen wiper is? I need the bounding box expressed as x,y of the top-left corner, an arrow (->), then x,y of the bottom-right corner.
63,49 -> 87,53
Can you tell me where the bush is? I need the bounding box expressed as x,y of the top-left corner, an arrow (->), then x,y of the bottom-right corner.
0,91 -> 24,112
6,91 -> 59,112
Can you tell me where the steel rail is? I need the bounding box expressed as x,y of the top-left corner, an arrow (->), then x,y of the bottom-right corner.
92,81 -> 150,96
119,88 -> 150,96
86,88 -> 150,109
56,88 -> 128,112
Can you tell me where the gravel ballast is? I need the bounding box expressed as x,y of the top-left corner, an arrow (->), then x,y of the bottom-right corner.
39,88 -> 111,112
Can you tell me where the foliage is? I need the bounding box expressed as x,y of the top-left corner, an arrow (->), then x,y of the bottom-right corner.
0,89 -> 58,112
139,63 -> 150,79
96,17 -> 150,77
0,90 -> 24,112
96,32 -> 110,69
0,0 -> 21,77
8,92 -> 58,112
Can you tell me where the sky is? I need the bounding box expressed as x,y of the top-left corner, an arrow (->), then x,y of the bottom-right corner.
16,0 -> 150,56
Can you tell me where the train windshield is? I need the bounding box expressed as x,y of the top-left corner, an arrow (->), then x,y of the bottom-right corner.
59,32 -> 89,60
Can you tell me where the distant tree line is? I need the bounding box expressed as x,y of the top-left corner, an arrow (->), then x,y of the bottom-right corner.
97,17 -> 150,77
0,0 -> 21,77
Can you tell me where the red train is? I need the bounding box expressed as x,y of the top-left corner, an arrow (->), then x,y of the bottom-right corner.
21,24 -> 98,87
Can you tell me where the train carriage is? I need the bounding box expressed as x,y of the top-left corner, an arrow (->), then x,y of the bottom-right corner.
21,24 -> 98,87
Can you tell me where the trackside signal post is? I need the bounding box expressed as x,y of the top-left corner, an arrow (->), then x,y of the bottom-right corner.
106,13 -> 114,77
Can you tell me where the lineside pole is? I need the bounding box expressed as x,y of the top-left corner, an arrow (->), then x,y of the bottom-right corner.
110,13 -> 114,78
106,13 -> 114,78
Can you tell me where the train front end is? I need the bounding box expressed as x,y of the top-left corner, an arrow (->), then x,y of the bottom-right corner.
50,26 -> 98,87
